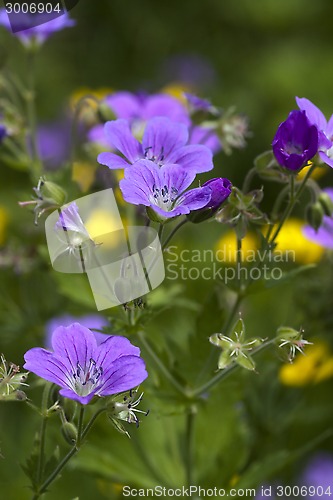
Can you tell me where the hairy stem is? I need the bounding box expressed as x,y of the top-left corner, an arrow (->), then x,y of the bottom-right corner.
162,219 -> 188,250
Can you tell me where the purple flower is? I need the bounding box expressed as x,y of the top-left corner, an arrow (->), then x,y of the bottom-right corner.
296,96 -> 333,168
45,314 -> 109,349
272,110 -> 319,171
98,117 -> 213,173
120,159 -> 211,219
55,202 -> 90,237
37,120 -> 71,170
88,91 -> 189,147
0,124 -> 7,143
24,323 -> 148,405
303,188 -> 333,248
105,91 -> 189,124
301,453 -> 333,498
0,9 -> 75,46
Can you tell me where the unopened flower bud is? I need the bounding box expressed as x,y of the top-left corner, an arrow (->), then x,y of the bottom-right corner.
61,422 -> 78,445
187,178 -> 232,223
306,202 -> 324,231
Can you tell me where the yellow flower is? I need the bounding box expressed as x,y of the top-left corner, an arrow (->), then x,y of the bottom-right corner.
273,218 -> 324,264
85,209 -> 124,248
161,83 -> 191,104
297,162 -> 328,181
70,87 -> 113,111
0,206 -> 9,246
279,342 -> 333,386
72,162 -> 97,193
215,231 -> 258,263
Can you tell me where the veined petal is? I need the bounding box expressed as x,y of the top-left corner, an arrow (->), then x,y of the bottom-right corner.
23,348 -> 73,389
95,336 -> 141,369
120,160 -> 161,206
142,117 -> 188,162
177,185 -> 212,211
97,356 -> 148,396
98,151 -> 130,169
160,164 -> 196,193
59,388 -> 97,405
51,323 -> 97,374
168,144 -> 214,173
104,119 -> 142,162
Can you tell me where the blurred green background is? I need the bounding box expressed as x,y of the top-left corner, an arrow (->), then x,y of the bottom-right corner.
1,0 -> 333,498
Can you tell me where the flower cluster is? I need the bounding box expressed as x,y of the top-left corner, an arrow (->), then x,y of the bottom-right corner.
94,91 -> 235,220
272,97 -> 333,171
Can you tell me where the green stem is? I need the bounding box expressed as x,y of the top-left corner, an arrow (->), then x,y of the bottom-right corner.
137,331 -> 185,395
36,383 -> 52,488
242,166 -> 257,193
26,50 -> 42,180
158,223 -> 164,241
32,407 -> 104,500
185,406 -> 196,487
269,165 -> 316,246
162,219 -> 188,250
81,408 -> 106,440
222,293 -> 243,335
189,339 -> 275,398
76,406 -> 85,448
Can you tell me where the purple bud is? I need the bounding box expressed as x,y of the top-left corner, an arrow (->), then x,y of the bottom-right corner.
272,110 -> 319,171
187,177 -> 232,223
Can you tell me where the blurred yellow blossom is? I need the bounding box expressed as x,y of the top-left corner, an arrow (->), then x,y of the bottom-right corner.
0,206 -> 9,246
161,83 -> 191,104
215,231 -> 258,263
70,87 -> 113,111
273,218 -> 324,264
279,342 -> 333,386
72,162 -> 97,193
85,209 -> 124,248
297,162 -> 328,181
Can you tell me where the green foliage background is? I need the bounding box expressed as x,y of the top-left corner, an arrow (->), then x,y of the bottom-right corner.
0,0 -> 333,498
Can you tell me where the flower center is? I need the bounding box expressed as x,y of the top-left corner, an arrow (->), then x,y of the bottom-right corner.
151,184 -> 179,211
144,146 -> 165,166
285,142 -> 303,155
72,358 -> 103,397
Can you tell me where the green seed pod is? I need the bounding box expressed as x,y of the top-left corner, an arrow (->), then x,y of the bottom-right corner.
42,181 -> 67,206
61,422 -> 78,445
